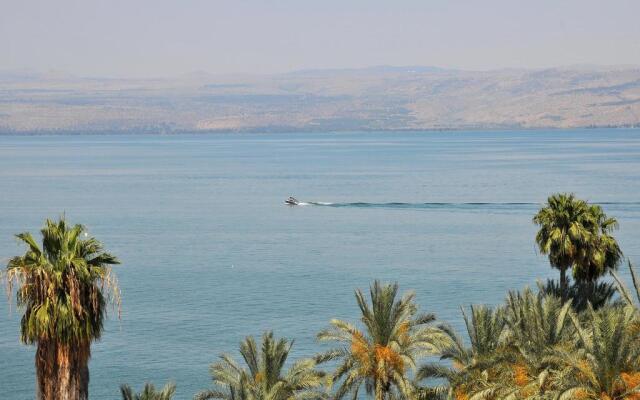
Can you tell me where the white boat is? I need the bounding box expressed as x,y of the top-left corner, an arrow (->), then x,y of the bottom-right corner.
285,197 -> 299,205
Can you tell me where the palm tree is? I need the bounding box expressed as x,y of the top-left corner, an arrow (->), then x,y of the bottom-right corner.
316,281 -> 448,400
4,218 -> 120,400
427,289 -> 575,400
533,193 -> 593,298
121,382 -> 176,400
416,305 -> 508,400
503,288 -> 573,362
549,305 -> 640,399
573,204 -> 623,283
500,288 -> 575,397
195,331 -> 325,400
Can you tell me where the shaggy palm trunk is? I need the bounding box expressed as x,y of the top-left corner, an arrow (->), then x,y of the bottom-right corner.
374,382 -> 383,400
585,279 -> 595,304
374,379 -> 390,400
560,267 -> 568,301
35,340 -> 90,400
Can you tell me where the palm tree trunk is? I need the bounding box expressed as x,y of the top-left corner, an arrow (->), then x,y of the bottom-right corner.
36,340 -> 90,400
587,279 -> 595,304
560,267 -> 568,300
374,380 -> 384,400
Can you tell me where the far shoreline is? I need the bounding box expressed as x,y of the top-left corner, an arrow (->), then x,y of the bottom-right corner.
1,125 -> 640,137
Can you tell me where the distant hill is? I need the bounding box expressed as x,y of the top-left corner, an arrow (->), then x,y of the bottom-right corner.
1,66 -> 640,133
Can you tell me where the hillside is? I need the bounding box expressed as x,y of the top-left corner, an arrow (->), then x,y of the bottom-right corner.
1,66 -> 640,133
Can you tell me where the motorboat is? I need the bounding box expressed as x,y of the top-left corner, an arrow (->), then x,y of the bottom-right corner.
285,197 -> 299,205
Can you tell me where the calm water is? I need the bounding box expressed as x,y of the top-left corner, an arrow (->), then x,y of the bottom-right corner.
1,130 -> 639,399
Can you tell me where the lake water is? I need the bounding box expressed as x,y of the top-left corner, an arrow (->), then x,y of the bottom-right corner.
1,130 -> 639,399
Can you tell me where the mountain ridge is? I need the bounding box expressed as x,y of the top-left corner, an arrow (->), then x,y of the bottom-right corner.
1,65 -> 640,134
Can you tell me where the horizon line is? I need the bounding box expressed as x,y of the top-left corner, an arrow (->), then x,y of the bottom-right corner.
3,63 -> 640,81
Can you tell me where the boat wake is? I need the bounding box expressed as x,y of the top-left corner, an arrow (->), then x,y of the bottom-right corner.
306,201 -> 537,209
296,201 -> 640,210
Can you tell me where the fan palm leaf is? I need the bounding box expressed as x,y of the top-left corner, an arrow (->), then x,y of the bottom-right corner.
533,193 -> 592,298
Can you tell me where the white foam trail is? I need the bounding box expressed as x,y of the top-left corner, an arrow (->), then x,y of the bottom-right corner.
310,202 -> 333,205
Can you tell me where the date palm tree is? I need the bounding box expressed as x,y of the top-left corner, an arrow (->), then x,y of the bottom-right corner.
4,218 -> 120,400
533,193 -> 593,298
316,281 -> 448,400
503,288 -> 574,365
549,305 -> 640,399
121,382 -> 176,400
195,331 -> 326,400
499,288 -> 575,398
428,289 -> 575,400
416,305 -> 508,400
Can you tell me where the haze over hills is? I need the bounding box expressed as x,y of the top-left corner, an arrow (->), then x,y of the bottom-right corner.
1,65 -> 640,134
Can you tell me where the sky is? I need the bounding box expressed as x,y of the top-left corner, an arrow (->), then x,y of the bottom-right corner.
1,0 -> 639,78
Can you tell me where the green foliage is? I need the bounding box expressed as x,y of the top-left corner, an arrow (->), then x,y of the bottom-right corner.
417,304 -> 508,399
421,288 -> 577,399
418,271 -> 640,400
548,305 -> 640,399
5,217 -> 120,345
121,382 -> 176,400
195,331 -> 325,400
533,193 -> 592,283
613,261 -> 640,311
503,288 -> 574,368
316,281 -> 448,400
533,193 -> 623,300
538,278 -> 618,311
573,205 -> 623,282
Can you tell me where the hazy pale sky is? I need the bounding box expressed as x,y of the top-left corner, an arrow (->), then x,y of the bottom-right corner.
2,0 -> 639,77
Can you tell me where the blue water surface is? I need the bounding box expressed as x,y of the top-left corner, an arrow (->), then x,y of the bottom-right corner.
1,129 -> 639,399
